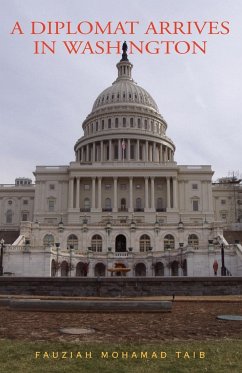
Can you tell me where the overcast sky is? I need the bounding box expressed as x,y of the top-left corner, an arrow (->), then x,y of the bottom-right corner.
1,0 -> 242,184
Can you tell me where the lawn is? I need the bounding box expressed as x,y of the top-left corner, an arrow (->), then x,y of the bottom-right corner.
0,339 -> 241,373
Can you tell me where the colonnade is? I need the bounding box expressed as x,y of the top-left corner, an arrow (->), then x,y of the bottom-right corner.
76,139 -> 174,163
68,176 -> 178,211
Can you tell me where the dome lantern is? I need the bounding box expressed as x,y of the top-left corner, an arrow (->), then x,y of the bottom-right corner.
115,41 -> 133,82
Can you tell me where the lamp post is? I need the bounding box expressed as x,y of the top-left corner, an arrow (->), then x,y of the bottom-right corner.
221,243 -> 226,276
54,242 -> 60,277
0,239 -> 5,276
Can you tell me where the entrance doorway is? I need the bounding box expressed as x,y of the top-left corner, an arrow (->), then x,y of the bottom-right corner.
115,234 -> 126,252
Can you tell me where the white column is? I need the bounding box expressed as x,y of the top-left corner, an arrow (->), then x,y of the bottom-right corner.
129,177 -> 133,211
92,142 -> 96,162
113,177 -> 118,211
146,141 -> 149,162
180,180 -> 185,210
153,143 -> 156,162
136,139 -> 140,161
100,141 -> 104,162
81,148 -> 84,162
145,177 -> 149,209
98,177 -> 102,210
151,177 -> 155,210
92,177 -> 96,209
164,147 -> 168,162
160,145 -> 163,163
76,177 -> 80,209
173,177 -> 178,209
127,139 -> 131,161
109,140 -> 112,161
208,181 -> 213,211
86,144 -> 89,162
68,178 -> 74,209
118,139 -> 122,161
149,145 -> 152,161
166,177 -> 171,209
40,181 -> 45,212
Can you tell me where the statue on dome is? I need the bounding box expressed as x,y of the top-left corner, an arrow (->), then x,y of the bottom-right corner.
121,41 -> 128,61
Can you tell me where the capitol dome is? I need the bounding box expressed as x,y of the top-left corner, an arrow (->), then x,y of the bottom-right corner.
91,62 -> 159,113
74,47 -> 175,165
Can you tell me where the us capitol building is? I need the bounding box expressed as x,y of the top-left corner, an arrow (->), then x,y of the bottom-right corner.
1,47 -> 242,277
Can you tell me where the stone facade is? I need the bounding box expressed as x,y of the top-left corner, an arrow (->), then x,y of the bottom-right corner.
1,54 -> 242,277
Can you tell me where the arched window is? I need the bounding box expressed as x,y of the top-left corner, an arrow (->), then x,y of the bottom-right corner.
76,262 -> 89,277
120,198 -> 126,211
154,262 -> 164,276
105,198 -> 112,211
67,234 -> 78,250
43,234 -> 54,247
135,197 -> 142,211
164,234 -> 175,250
91,235 -> 102,252
188,234 -> 199,249
140,234 -> 151,252
156,198 -> 163,211
60,261 -> 69,277
84,198 -> 90,211
6,210 -> 13,224
115,118 -> 119,128
94,262 -> 106,276
135,263 -> 146,276
171,261 -> 179,276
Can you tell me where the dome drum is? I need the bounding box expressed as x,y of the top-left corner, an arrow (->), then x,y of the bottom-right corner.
74,137 -> 175,164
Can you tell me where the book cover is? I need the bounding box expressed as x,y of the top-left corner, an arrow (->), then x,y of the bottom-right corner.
1,1 -> 242,372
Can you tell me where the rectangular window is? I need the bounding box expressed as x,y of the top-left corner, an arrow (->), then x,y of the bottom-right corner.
105,184 -> 112,190
192,200 -> 199,211
192,184 -> 198,190
23,200 -> 28,205
102,120 -> 104,130
84,184 -> 90,190
130,144 -> 135,159
130,118 -> 134,127
221,199 -> 226,205
114,144 -> 118,159
139,145 -> 143,160
22,213 -> 28,221
49,184 -> 55,190
120,184 -> 127,190
48,200 -> 55,212
108,118 -> 111,128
